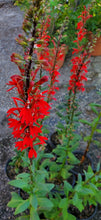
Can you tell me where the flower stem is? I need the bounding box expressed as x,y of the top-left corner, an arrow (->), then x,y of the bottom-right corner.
25,20 -> 37,101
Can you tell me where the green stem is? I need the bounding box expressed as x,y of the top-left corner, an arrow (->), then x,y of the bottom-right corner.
80,111 -> 101,164
68,168 -> 101,200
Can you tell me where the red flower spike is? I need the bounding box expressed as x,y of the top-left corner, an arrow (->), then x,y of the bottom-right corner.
68,6 -> 92,94
7,14 -> 63,158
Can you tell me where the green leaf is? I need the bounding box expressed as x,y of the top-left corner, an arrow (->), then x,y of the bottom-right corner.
37,183 -> 54,194
84,135 -> 91,142
95,191 -> 101,204
22,156 -> 30,167
68,152 -> 79,164
91,117 -> 99,127
90,105 -> 98,115
15,215 -> 30,220
9,179 -> 29,190
30,207 -> 40,220
72,193 -> 84,212
57,122 -> 65,129
80,119 -> 91,126
14,199 -> 30,215
56,112 -> 63,117
30,194 -> 38,210
78,174 -> 82,184
80,187 -> 94,195
66,213 -> 76,220
77,201 -> 84,212
59,198 -> 68,209
61,168 -> 70,179
50,163 -> 61,172
7,192 -> 23,208
74,184 -> 82,192
38,198 -> 53,211
17,173 -> 30,179
43,153 -> 54,159
89,183 -> 98,192
64,180 -> 72,195
97,162 -> 100,172
96,129 -> 101,133
93,140 -> 101,147
90,103 -> 101,107
72,193 -> 79,206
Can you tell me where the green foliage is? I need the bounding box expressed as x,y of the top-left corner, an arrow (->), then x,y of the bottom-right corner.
47,0 -> 97,48
14,0 -> 31,11
8,192 -> 23,208
86,0 -> 101,34
8,162 -> 54,218
38,198 -> 53,210
15,215 -> 30,220
14,199 -> 30,215
80,100 -> 101,149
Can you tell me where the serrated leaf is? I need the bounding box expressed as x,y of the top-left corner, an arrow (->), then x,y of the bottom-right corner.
38,198 -> 53,211
7,192 -> 23,208
14,199 -> 30,215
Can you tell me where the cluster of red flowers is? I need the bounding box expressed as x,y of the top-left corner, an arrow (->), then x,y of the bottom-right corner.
35,16 -> 64,101
7,15 -> 64,158
7,70 -> 50,158
7,46 -> 52,158
68,6 -> 92,93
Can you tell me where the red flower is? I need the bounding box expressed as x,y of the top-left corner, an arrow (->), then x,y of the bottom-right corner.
7,75 -> 24,97
28,148 -> 37,158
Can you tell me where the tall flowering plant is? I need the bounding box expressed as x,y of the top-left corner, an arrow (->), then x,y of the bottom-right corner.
7,3 -> 101,220
7,0 -> 63,159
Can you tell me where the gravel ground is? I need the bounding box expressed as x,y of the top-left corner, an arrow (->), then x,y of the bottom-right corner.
0,1 -> 101,219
